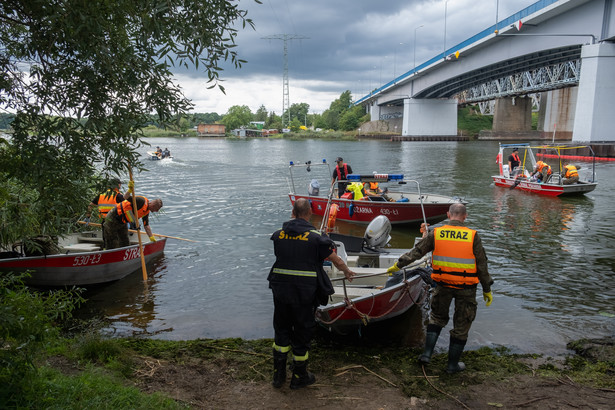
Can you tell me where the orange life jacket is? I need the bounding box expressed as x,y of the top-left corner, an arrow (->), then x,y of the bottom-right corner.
431,225 -> 479,288
115,197 -> 149,224
364,182 -> 379,191
97,189 -> 120,218
564,165 -> 578,178
335,163 -> 349,180
536,161 -> 552,175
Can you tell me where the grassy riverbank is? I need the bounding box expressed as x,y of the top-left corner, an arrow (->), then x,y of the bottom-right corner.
7,330 -> 615,409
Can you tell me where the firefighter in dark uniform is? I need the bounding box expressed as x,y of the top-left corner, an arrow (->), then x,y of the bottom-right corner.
387,203 -> 493,374
268,198 -> 355,389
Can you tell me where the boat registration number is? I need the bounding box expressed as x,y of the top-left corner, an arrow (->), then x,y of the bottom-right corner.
123,248 -> 141,260
72,253 -> 102,266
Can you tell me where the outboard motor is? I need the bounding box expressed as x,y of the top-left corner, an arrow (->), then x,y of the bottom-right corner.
308,179 -> 320,196
364,215 -> 391,249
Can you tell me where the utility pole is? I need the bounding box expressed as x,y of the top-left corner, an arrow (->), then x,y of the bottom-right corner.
262,34 -> 309,127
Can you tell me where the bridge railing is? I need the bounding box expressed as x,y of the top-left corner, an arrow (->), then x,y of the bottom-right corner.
355,0 -> 560,105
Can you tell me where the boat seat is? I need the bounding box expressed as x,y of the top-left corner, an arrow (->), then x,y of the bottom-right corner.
78,236 -> 104,244
61,243 -> 100,253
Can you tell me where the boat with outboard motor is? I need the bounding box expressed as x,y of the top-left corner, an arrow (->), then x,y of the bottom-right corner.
287,159 -> 465,226
493,143 -> 597,196
0,230 -> 166,287
316,215 -> 433,335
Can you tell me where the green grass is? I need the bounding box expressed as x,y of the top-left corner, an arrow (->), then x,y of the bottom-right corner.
457,106 -> 493,137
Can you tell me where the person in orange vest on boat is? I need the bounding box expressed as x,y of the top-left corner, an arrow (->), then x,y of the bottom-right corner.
508,147 -> 521,177
103,195 -> 163,249
531,160 -> 552,183
386,203 -> 493,374
86,178 -> 131,222
268,198 -> 355,389
331,157 -> 353,198
562,163 -> 580,185
363,179 -> 394,202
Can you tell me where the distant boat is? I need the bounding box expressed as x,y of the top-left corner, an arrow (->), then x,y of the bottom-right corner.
493,143 -> 597,196
147,151 -> 173,161
0,230 -> 166,287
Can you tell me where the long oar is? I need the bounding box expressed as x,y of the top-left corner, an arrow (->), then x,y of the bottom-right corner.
77,221 -> 197,242
128,165 -> 148,281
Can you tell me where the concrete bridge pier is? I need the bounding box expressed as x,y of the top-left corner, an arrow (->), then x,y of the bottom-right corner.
493,96 -> 532,132
401,98 -> 457,136
538,88 -> 577,141
573,42 -> 615,142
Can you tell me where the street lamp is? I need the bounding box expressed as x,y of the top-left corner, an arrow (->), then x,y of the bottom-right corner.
413,25 -> 424,74
495,0 -> 499,34
394,42 -> 403,80
443,0 -> 450,59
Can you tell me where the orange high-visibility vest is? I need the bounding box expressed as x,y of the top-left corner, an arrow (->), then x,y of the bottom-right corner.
564,165 -> 578,178
431,225 -> 479,288
97,189 -> 120,218
116,197 -> 149,224
536,161 -> 552,175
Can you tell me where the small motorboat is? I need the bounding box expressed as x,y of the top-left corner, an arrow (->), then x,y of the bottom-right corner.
317,215 -> 433,335
0,230 -> 166,287
147,150 -> 173,161
493,143 -> 598,196
287,159 -> 465,226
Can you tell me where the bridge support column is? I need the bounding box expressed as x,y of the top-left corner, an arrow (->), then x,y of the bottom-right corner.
402,98 -> 457,136
538,88 -> 577,140
572,42 -> 615,142
493,97 -> 532,132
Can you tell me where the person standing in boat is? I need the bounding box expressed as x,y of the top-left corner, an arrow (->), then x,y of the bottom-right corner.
331,157 -> 353,197
507,147 -> 521,177
85,178 -> 133,248
268,198 -> 355,389
104,195 -> 163,249
562,163 -> 580,185
386,203 -> 493,374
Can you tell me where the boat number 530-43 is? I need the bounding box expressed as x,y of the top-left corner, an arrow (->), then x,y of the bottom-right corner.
72,253 -> 102,266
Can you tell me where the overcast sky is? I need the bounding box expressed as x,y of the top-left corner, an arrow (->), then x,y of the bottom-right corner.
174,0 -> 538,115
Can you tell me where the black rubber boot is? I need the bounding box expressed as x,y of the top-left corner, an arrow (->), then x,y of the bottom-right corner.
446,337 -> 467,374
272,349 -> 287,388
289,360 -> 316,390
418,324 -> 442,365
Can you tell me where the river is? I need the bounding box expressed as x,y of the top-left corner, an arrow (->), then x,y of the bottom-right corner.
77,137 -> 615,355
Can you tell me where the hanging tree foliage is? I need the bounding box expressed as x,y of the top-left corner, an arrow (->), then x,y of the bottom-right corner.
0,0 -> 259,247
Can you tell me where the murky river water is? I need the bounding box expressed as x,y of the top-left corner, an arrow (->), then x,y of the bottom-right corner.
77,137 -> 615,355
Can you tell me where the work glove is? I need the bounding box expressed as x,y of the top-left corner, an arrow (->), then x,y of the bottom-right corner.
128,180 -> 135,191
483,291 -> 493,307
149,236 -> 156,242
84,216 -> 90,226
386,262 -> 400,276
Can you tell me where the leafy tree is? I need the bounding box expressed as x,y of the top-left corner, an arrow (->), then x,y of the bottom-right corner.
266,111 -> 282,130
284,102 -> 310,127
0,0 -> 258,247
289,118 -> 302,132
321,90 -> 353,130
221,105 -> 253,131
254,105 -> 268,122
338,105 -> 368,131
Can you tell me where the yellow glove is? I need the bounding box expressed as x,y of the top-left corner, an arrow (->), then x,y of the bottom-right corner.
128,180 -> 135,191
483,291 -> 493,307
149,236 -> 156,242
386,262 -> 400,276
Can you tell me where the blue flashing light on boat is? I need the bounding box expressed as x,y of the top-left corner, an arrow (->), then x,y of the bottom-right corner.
388,174 -> 404,180
289,161 -> 294,165
322,159 -> 326,163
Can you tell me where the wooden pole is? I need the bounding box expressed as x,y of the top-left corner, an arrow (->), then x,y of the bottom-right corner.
78,221 -> 196,242
128,165 -> 148,281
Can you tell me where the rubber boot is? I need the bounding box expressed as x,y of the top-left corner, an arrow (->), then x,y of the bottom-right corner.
418,324 -> 442,365
272,349 -> 287,388
289,360 -> 316,390
446,337 -> 467,374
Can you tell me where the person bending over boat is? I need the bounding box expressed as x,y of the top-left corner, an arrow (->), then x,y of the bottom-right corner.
386,203 -> 493,374
531,160 -> 552,183
332,157 -> 353,197
562,163 -> 580,185
104,196 -> 163,249
268,198 -> 355,389
363,181 -> 394,202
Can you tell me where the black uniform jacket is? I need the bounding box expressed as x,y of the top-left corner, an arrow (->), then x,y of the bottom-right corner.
268,218 -> 335,306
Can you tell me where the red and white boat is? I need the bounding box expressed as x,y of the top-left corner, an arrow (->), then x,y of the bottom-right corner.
287,160 -> 465,225
0,230 -> 166,287
493,143 -> 598,197
316,216 -> 432,335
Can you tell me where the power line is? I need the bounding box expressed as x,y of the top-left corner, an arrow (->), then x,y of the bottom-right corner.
262,34 -> 309,126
